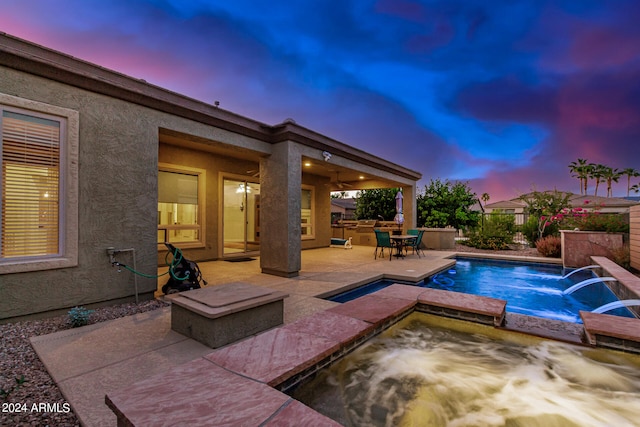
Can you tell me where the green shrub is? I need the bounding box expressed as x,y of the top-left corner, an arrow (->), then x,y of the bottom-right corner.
522,216 -> 559,247
535,235 -> 562,258
462,233 -> 511,250
481,210 -> 516,242
68,306 -> 94,327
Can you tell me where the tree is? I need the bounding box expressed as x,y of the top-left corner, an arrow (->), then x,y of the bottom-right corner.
416,179 -> 480,230
589,164 -> 607,197
331,191 -> 348,199
568,158 -> 592,195
518,189 -> 571,241
602,166 -> 621,198
354,188 -> 399,220
480,192 -> 490,208
622,168 -> 640,197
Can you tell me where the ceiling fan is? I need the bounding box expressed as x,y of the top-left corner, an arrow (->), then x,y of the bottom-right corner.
332,171 -> 353,189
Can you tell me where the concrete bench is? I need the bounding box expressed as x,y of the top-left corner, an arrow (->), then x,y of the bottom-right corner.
171,282 -> 288,348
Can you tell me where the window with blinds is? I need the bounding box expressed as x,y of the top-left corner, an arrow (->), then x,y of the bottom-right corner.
1,110 -> 61,258
157,169 -> 201,244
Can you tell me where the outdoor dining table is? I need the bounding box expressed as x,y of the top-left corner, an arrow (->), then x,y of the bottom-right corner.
390,234 -> 416,258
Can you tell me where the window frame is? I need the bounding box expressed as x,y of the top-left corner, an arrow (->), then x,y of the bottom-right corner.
157,163 -> 206,250
301,185 -> 315,240
0,93 -> 79,274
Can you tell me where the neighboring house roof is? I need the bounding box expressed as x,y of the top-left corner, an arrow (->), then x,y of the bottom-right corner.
569,194 -> 639,208
486,192 -> 640,211
484,199 -> 527,210
331,198 -> 356,210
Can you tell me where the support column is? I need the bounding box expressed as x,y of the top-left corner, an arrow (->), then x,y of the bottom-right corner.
402,184 -> 417,231
259,141 -> 301,277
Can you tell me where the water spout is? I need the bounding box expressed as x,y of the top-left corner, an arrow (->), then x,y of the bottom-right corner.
561,265 -> 600,279
592,300 -> 640,314
562,277 -> 617,295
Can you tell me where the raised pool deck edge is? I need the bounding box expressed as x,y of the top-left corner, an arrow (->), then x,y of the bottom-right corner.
106,282 -> 640,427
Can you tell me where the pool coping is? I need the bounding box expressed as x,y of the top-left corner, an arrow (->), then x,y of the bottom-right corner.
105,281 -> 640,426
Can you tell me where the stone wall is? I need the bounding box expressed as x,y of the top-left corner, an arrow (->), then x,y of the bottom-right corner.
560,230 -> 624,268
631,205 -> 640,272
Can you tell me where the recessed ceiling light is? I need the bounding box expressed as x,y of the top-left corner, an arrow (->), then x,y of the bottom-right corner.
304,162 -> 312,167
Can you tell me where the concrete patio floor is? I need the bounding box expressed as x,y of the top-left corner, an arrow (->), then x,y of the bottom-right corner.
30,246 -> 572,426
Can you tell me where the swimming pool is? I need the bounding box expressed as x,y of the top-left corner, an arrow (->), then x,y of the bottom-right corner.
327,257 -> 632,323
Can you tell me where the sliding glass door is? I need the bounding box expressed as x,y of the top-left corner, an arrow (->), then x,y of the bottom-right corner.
223,178 -> 260,256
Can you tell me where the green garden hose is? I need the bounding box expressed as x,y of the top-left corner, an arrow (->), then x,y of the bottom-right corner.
114,246 -> 190,281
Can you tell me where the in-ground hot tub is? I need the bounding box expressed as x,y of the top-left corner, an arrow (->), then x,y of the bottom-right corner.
291,312 -> 640,427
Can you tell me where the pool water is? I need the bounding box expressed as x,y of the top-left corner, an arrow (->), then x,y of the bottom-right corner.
291,313 -> 640,427
327,257 -> 633,323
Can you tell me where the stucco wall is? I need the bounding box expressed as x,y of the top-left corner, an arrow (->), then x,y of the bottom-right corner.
631,205 -> 640,272
0,67 -> 162,320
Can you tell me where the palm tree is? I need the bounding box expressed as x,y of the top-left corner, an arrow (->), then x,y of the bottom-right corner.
590,164 -> 607,197
481,192 -> 490,207
622,167 -> 640,197
583,162 -> 595,195
631,183 -> 640,194
602,167 -> 621,197
568,159 -> 590,195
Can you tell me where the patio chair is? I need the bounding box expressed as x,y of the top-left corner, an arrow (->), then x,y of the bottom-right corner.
405,229 -> 425,257
374,229 -> 398,260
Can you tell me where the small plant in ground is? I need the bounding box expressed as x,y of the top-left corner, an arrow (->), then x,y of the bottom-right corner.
536,235 -> 562,258
0,375 -> 27,401
67,306 -> 94,327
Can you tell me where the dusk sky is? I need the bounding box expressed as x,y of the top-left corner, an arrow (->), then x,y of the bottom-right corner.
3,0 -> 640,202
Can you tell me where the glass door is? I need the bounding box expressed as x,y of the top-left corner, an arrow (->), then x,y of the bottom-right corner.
223,178 -> 260,256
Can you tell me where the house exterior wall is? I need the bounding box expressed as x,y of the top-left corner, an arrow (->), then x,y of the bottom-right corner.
631,205 -> 640,272
1,66 -> 159,320
0,33 -> 422,320
1,68 -> 274,320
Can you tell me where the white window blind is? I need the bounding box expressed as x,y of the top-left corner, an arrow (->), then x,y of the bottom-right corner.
1,110 -> 61,258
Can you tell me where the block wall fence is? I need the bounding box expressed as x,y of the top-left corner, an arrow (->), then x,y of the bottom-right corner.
631,205 -> 640,272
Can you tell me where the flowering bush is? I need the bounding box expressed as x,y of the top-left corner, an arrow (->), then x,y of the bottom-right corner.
553,201 -> 629,233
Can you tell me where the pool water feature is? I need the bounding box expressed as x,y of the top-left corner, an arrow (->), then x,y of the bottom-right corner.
428,258 -> 631,323
327,257 -> 633,323
291,313 -> 640,427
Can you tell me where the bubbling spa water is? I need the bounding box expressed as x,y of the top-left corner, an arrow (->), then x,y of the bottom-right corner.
292,314 -> 640,427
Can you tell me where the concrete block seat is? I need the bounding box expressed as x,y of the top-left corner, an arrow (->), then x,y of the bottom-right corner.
171,282 -> 288,348
581,311 -> 640,353
417,287 -> 507,327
